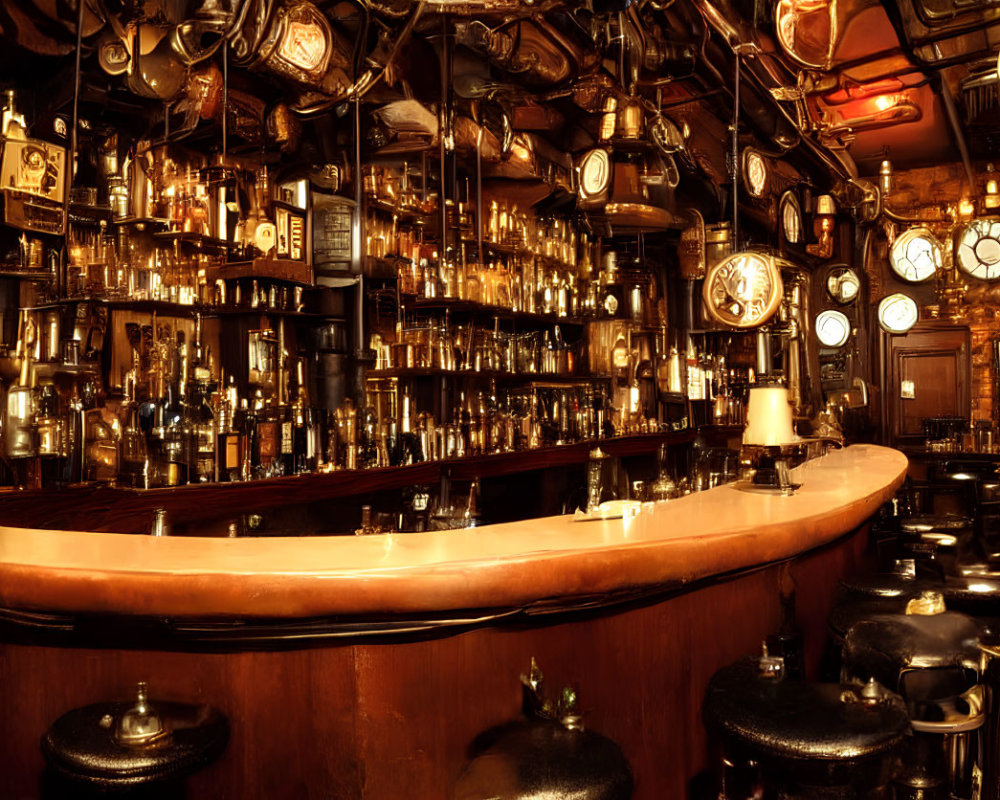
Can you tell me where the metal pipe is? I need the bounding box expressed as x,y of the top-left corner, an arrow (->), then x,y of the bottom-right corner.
476,127 -> 483,267
692,0 -> 855,181
352,97 -> 365,407
939,76 -> 978,196
439,15 -> 449,266
222,41 -> 228,157
61,0 -> 87,298
731,50 -> 740,247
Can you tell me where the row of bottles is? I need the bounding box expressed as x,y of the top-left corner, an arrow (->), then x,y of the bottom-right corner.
354,478 -> 481,535
371,317 -> 577,376
352,381 -> 618,469
61,226 -> 307,308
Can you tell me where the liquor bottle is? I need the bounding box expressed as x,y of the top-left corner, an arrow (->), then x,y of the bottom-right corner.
214,374 -> 243,482
35,384 -> 64,458
612,329 -> 630,382
656,326 -> 672,395
161,382 -> 191,488
188,378 -> 216,483
1,89 -> 26,140
462,479 -> 481,528
335,397 -> 357,469
282,358 -> 307,475
354,505 -> 379,536
244,168 -> 276,258
7,311 -> 36,459
686,339 -> 705,402
254,398 -> 280,477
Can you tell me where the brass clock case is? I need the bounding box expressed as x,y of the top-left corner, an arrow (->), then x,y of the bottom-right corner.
702,251 -> 784,329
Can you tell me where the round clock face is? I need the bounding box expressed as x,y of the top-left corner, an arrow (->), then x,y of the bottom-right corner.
743,150 -> 767,198
702,251 -> 784,329
780,191 -> 802,244
579,149 -> 610,199
815,309 -> 851,348
956,219 -> 1000,280
877,293 -> 919,334
826,266 -> 860,303
889,227 -> 942,283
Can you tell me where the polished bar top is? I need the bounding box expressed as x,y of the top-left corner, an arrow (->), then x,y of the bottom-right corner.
0,445 -> 906,621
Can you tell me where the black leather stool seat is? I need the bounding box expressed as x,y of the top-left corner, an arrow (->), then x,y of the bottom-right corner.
42,699 -> 228,790
454,719 -> 633,800
838,572 -> 944,601
705,658 -> 909,763
900,514 -> 973,533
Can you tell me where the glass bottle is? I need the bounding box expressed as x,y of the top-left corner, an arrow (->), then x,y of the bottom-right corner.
188,379 -> 216,483
7,312 -> 36,459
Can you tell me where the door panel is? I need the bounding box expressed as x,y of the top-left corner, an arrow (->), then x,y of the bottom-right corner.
887,324 -> 969,446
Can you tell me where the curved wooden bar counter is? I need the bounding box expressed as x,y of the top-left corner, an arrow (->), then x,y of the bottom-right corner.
0,444 -> 906,799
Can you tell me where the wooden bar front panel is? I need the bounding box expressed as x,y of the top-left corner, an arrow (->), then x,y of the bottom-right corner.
0,524 -> 869,800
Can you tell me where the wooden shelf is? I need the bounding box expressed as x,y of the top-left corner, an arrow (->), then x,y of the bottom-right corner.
153,230 -> 231,253
206,257 -> 311,286
409,298 -> 585,327
28,297 -> 314,319
366,368 -> 608,384
0,431 -> 696,534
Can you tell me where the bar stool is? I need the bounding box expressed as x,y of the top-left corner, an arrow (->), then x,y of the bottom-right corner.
453,659 -> 632,800
703,647 -> 909,799
41,682 -> 229,797
841,598 -> 986,800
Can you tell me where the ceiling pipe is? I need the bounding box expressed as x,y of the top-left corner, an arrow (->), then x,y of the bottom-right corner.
938,75 -> 978,196
690,0 -> 856,182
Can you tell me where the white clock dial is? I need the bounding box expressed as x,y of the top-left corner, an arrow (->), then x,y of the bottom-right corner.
579,149 -> 610,199
815,309 -> 851,348
956,219 -> 1000,280
780,191 -> 802,244
889,228 -> 942,283
877,293 -> 919,334
744,150 -> 767,197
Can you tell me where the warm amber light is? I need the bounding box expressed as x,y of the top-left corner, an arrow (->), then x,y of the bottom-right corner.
873,94 -> 896,112
959,199 -> 975,217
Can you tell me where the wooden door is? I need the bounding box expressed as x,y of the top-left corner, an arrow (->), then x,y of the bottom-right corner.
886,323 -> 970,446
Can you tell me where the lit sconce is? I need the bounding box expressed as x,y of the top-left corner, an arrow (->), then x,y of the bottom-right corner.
806,194 -> 836,259
821,93 -> 921,138
984,166 -> 1000,212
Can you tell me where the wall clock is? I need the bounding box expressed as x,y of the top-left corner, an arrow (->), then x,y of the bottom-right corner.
702,251 -> 784,329
742,149 -> 768,198
815,309 -> 851,348
826,265 -> 860,303
877,293 -> 919,334
956,219 -> 1000,280
889,227 -> 942,283
779,190 -> 802,245
578,149 -> 610,204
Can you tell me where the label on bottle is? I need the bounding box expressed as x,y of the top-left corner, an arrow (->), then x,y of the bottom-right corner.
225,435 -> 241,470
687,360 -> 705,401
281,421 -> 293,455
258,421 -> 278,462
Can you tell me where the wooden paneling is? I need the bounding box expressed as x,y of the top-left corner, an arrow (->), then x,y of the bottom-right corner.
0,525 -> 870,800
887,323 -> 970,446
